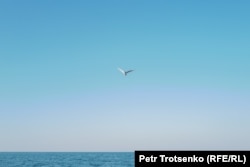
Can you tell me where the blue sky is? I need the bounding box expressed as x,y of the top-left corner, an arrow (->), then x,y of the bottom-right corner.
0,0 -> 250,151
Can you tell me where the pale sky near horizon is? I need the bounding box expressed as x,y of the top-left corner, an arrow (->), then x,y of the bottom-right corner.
0,0 -> 250,151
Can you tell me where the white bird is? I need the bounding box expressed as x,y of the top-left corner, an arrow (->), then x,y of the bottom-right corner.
118,68 -> 134,76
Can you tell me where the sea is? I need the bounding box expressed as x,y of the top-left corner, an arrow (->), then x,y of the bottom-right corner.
0,152 -> 134,167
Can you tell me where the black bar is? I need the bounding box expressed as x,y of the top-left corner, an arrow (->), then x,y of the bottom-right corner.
135,150 -> 250,167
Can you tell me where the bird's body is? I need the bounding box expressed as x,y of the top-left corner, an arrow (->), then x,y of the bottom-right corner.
118,68 -> 134,76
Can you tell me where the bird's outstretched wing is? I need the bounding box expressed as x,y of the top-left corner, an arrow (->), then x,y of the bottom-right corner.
125,70 -> 134,74
118,68 -> 125,75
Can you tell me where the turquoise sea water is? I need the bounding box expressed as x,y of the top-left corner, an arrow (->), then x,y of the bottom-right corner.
0,152 -> 134,167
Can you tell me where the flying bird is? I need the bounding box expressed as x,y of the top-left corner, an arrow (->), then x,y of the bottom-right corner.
118,68 -> 134,76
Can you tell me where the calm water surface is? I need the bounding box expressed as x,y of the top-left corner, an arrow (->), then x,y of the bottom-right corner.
0,152 -> 134,167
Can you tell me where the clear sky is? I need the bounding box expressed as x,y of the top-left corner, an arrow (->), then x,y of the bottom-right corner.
0,0 -> 250,151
